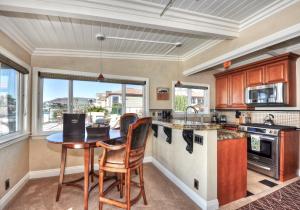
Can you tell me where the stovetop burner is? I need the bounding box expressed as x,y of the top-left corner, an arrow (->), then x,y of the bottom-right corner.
241,123 -> 297,130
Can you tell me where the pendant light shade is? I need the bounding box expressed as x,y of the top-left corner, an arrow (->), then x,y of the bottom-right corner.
96,33 -> 105,81
175,80 -> 182,87
98,73 -> 105,81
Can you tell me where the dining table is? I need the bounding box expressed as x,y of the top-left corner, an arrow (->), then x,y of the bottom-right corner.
47,129 -> 123,210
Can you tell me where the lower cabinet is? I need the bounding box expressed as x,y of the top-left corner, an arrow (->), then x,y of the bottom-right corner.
217,138 -> 247,206
280,130 -> 299,182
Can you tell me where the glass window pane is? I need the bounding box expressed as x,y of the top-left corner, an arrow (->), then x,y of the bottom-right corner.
0,64 -> 19,136
42,78 -> 68,131
125,84 -> 144,116
174,86 -> 209,113
73,81 -> 122,128
174,87 -> 188,112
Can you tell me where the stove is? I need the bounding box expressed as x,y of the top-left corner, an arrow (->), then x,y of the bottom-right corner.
238,123 -> 296,179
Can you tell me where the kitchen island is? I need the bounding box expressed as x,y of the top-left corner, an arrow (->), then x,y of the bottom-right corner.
151,119 -> 246,210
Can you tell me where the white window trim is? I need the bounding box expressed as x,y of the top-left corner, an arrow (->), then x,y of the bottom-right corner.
0,47 -> 30,144
171,81 -> 210,116
31,67 -> 150,136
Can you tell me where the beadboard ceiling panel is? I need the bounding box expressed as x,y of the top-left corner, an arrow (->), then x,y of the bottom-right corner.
0,11 -> 215,57
144,0 -> 279,21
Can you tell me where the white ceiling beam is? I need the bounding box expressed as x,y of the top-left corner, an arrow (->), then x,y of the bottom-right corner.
0,0 -> 239,39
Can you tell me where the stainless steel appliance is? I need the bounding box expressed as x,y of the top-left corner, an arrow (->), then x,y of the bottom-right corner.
239,124 -> 282,179
245,83 -> 286,106
219,115 -> 227,123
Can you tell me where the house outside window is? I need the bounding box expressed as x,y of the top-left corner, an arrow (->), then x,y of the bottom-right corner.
37,70 -> 147,133
173,81 -> 210,114
0,62 -> 26,138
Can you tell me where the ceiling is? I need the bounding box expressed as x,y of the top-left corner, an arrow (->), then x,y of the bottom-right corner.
0,0 -> 298,61
143,0 -> 276,21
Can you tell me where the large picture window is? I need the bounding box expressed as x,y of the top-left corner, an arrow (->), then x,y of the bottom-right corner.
38,73 -> 147,132
173,82 -> 209,114
0,63 -> 24,137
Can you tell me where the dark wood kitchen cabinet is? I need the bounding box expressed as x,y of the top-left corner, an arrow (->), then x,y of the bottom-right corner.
264,60 -> 288,84
215,53 -> 299,109
246,66 -> 264,86
215,76 -> 229,108
228,71 -> 247,109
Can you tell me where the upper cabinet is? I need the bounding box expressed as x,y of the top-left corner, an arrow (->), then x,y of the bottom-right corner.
215,53 -> 299,110
264,61 -> 287,84
215,76 -> 229,108
246,66 -> 264,86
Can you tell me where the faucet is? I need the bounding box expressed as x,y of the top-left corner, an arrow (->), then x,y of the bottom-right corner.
184,106 -> 198,122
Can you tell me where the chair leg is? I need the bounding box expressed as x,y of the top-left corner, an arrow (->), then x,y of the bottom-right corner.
120,173 -> 124,198
126,169 -> 131,210
99,169 -> 104,210
139,165 -> 147,205
56,145 -> 67,201
116,172 -> 120,191
90,148 -> 94,183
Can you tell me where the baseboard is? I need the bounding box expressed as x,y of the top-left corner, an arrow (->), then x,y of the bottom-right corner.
29,156 -> 153,179
0,173 -> 29,210
151,158 -> 219,210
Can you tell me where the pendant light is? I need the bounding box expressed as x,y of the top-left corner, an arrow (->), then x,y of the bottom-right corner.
174,42 -> 182,87
96,33 -> 105,81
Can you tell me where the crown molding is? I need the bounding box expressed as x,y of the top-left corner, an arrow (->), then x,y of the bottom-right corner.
32,48 -> 183,61
183,22 -> 300,76
0,0 -> 239,38
0,16 -> 34,54
239,0 -> 300,31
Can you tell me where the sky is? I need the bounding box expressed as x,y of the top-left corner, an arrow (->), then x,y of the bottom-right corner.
43,79 -> 139,101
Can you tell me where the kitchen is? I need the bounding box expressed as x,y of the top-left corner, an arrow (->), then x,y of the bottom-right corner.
1,1 -> 300,210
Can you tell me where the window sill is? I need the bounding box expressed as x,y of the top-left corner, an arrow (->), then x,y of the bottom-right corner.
0,132 -> 30,149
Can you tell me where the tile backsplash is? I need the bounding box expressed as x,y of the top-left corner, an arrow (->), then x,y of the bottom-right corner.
218,111 -> 300,127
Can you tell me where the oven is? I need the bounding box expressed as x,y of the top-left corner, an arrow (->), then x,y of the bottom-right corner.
246,133 -> 279,179
245,82 -> 286,106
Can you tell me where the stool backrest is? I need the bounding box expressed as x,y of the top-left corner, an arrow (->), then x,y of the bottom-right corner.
125,117 -> 152,168
120,113 -> 138,136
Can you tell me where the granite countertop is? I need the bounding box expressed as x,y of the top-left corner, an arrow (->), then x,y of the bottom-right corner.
152,119 -> 221,130
217,129 -> 246,140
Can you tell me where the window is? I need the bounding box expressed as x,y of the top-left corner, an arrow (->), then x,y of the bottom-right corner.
38,73 -> 147,132
126,84 -> 144,117
41,78 -> 68,132
0,63 -> 24,137
173,82 -> 209,114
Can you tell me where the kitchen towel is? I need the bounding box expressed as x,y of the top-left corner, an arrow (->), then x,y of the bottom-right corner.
251,134 -> 261,152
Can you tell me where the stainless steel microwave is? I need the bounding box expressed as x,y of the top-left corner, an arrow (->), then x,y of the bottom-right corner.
245,83 -> 286,106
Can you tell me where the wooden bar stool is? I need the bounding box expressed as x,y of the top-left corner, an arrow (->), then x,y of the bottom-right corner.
96,117 -> 152,210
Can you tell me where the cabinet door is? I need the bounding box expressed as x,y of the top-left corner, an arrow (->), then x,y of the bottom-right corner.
246,66 -> 264,86
229,71 -> 247,108
264,61 -> 287,84
215,76 -> 228,108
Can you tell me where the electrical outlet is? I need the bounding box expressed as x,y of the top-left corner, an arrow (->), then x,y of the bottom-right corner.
5,179 -> 10,190
194,135 -> 203,145
194,179 -> 199,190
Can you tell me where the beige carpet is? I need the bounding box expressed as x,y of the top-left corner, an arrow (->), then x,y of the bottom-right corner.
5,163 -> 200,210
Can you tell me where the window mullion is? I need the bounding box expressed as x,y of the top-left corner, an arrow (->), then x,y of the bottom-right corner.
122,84 -> 126,114
69,80 -> 73,113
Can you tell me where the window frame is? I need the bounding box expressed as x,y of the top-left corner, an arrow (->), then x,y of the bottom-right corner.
172,81 -> 210,116
0,65 -> 26,141
32,67 -> 149,136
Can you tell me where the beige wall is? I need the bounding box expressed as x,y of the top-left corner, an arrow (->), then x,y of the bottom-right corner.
0,31 -> 31,199
0,140 -> 29,198
183,1 -> 300,71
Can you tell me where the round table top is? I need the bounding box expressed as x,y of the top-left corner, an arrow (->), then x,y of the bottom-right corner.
47,129 -> 123,147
